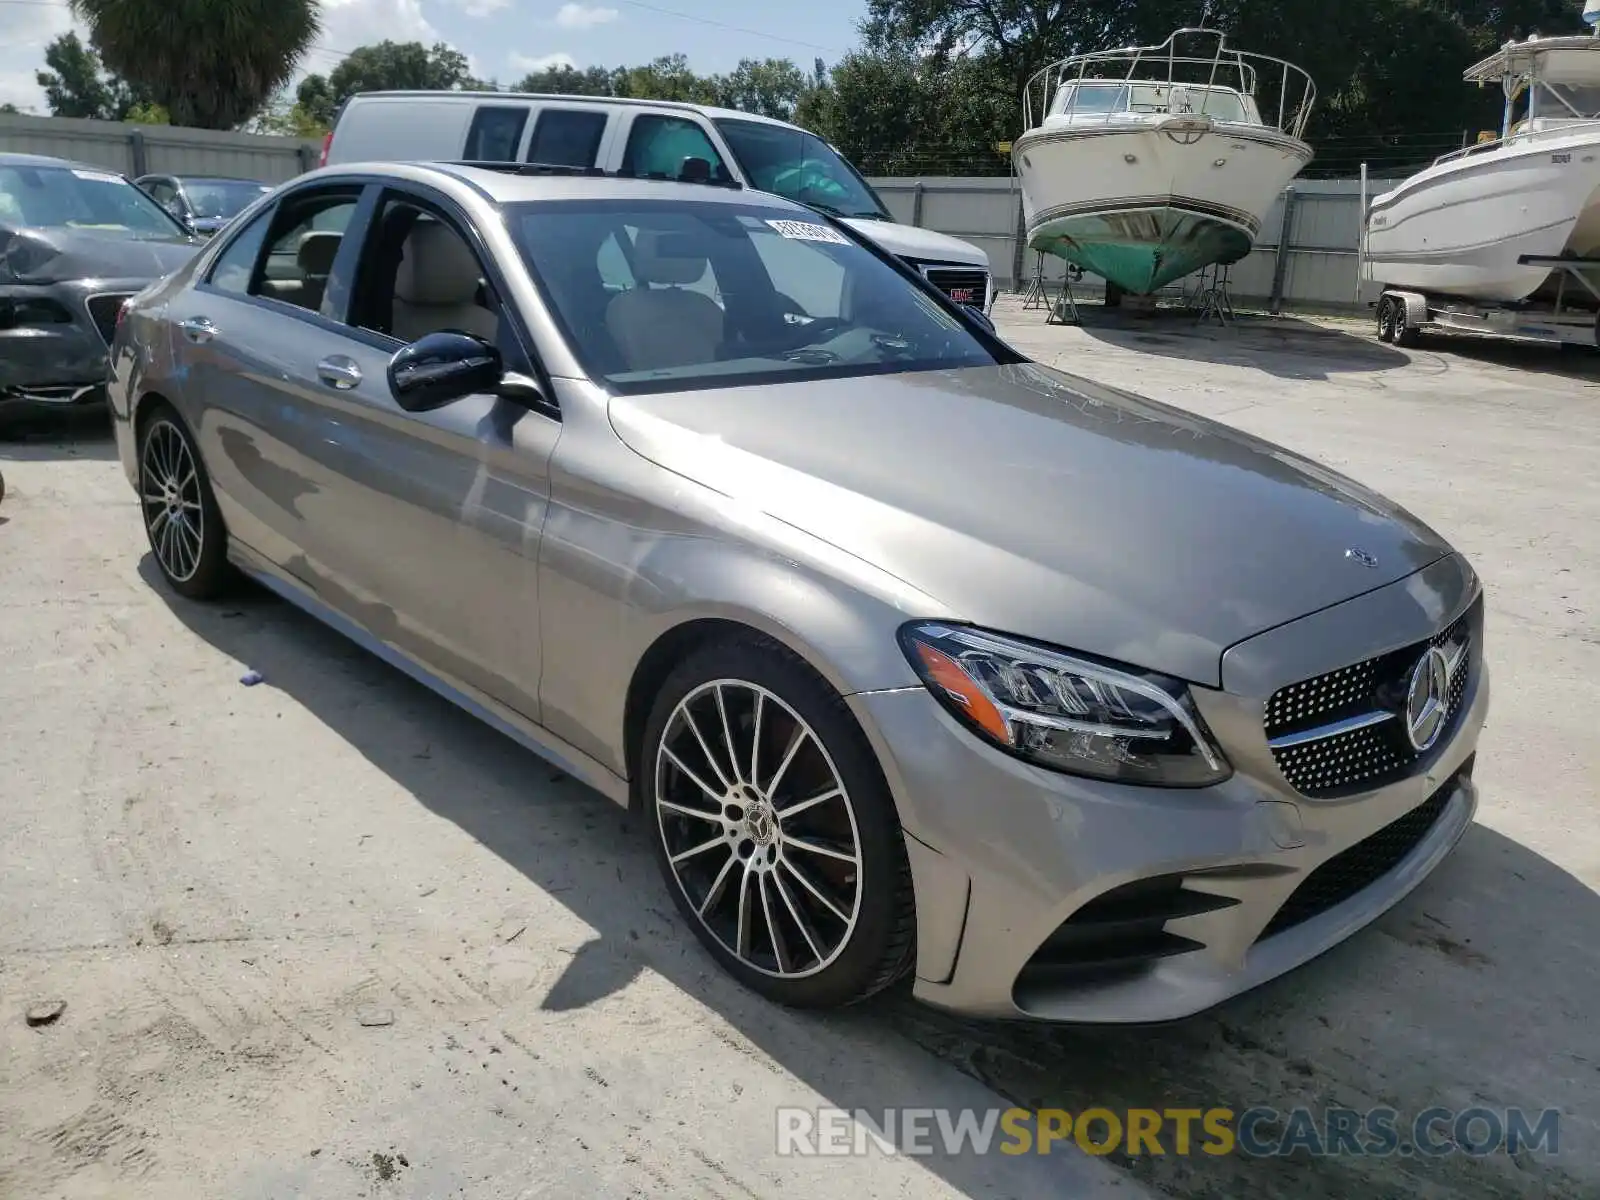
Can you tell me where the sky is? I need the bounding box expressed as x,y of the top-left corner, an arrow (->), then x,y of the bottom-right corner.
0,0 -> 869,113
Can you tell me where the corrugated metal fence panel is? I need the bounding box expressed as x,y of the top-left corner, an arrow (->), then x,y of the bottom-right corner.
140,124 -> 316,182
0,112 -> 317,182
0,113 -> 137,172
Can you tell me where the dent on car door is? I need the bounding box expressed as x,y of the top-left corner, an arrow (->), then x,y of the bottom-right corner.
289,190 -> 561,722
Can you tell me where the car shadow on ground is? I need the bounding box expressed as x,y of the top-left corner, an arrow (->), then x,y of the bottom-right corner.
1062,307 -> 1411,382
146,567 -> 1598,1200
0,408 -> 118,462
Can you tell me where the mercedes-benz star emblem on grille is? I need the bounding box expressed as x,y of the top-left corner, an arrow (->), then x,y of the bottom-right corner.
1404,646 -> 1451,752
1345,547 -> 1379,569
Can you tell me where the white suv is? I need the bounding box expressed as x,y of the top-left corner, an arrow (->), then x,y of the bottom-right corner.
321,91 -> 995,312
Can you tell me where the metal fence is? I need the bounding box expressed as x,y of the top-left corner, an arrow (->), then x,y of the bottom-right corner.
0,112 -> 320,183
865,175 -> 1404,312
0,111 -> 1395,313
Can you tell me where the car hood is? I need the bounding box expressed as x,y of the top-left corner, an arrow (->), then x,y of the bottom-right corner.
842,218 -> 991,270
0,224 -> 200,284
608,363 -> 1452,685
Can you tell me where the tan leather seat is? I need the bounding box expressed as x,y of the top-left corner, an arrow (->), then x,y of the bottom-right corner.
295,230 -> 341,313
391,221 -> 499,344
604,229 -> 723,373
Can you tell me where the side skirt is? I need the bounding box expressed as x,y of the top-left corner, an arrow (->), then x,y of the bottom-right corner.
228,543 -> 632,809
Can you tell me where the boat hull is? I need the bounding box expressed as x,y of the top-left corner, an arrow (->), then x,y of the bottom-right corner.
1366,129 -> 1600,303
1014,120 -> 1312,294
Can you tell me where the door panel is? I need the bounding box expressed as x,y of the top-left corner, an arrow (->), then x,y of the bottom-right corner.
284,335 -> 559,721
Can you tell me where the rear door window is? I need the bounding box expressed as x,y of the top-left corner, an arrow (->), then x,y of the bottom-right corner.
527,109 -> 608,168
465,106 -> 530,162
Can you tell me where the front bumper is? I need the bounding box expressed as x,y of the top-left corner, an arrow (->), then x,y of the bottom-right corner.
850,553 -> 1488,1023
0,280 -> 139,415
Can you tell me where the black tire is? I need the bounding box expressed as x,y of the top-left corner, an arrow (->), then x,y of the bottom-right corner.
638,634 -> 917,1009
136,401 -> 235,600
1104,281 -> 1125,309
1377,295 -> 1397,343
1393,300 -> 1421,348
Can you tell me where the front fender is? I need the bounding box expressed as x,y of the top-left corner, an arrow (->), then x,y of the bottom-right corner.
536,387 -> 946,778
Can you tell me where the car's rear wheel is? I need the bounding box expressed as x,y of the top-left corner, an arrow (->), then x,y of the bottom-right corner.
640,637 -> 916,1008
138,403 -> 232,599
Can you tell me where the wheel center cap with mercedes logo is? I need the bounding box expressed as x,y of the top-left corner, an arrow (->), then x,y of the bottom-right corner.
1404,646 -> 1451,752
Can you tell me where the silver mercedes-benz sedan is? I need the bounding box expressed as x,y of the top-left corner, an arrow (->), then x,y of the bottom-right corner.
108,161 -> 1488,1023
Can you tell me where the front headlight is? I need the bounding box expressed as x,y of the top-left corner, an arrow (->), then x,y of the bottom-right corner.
898,623 -> 1230,787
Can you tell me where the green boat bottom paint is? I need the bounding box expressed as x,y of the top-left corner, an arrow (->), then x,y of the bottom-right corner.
1029,206 -> 1254,296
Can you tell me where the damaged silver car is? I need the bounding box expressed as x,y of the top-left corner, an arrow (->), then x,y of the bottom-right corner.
0,152 -> 198,427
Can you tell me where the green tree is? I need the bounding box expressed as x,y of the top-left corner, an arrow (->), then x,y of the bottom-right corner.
124,100 -> 170,125
69,0 -> 320,129
35,31 -> 150,121
296,40 -> 482,128
510,63 -> 619,96
614,54 -> 722,105
716,58 -> 809,120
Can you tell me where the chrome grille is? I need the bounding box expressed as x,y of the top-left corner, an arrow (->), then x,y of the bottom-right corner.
1264,602 -> 1476,798
921,266 -> 989,306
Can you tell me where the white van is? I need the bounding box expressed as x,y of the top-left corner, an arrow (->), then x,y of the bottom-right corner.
321,92 -> 995,311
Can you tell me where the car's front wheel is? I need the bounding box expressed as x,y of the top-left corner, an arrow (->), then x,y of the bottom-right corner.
138,403 -> 233,599
640,636 -> 916,1008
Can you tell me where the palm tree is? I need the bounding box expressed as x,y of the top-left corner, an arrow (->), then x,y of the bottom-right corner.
69,0 -> 321,129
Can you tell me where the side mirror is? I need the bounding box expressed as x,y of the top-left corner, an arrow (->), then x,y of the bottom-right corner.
387,331 -> 503,413
962,303 -> 996,334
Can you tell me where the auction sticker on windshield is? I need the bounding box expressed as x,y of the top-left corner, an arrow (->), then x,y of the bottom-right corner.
71,169 -> 123,184
767,219 -> 851,245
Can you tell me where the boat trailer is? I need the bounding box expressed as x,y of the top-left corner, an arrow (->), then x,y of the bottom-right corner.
1376,256 -> 1600,348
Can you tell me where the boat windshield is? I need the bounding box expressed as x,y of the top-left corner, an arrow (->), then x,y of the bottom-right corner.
1050,81 -> 1253,123
1534,81 -> 1600,120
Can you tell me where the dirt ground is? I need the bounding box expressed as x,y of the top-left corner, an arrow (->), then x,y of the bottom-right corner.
1,299 -> 1595,1199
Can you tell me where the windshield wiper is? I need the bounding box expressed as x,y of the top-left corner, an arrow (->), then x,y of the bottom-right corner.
803,199 -> 887,221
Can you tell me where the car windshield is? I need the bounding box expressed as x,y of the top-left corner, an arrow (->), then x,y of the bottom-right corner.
713,119 -> 890,220
183,179 -> 272,219
0,163 -> 186,236
510,198 -> 1001,394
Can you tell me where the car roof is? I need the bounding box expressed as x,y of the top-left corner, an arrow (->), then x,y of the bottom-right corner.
310,160 -> 812,211
167,174 -> 270,184
346,90 -> 800,131
0,150 -> 123,174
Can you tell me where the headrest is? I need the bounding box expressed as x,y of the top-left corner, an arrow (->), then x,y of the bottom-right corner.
296,230 -> 341,276
395,220 -> 483,306
631,228 -> 708,286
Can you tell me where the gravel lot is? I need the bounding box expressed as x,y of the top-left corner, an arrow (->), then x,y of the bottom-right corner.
2,299 -> 1595,1199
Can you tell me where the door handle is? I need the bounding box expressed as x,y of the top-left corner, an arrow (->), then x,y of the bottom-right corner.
316,356 -> 363,390
178,316 -> 216,343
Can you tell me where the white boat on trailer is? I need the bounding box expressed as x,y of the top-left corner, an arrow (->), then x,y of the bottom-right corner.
1366,29 -> 1600,348
1012,28 -> 1316,297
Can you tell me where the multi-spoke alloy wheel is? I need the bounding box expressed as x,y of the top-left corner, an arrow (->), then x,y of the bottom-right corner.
137,405 -> 232,599
642,639 -> 916,1008
141,418 -> 205,583
655,679 -> 863,979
